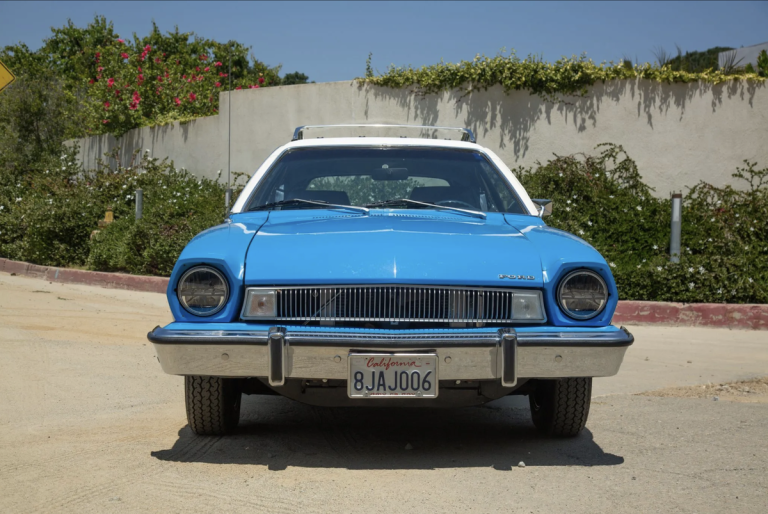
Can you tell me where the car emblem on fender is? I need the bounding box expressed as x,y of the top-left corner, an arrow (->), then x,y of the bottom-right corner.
499,274 -> 536,280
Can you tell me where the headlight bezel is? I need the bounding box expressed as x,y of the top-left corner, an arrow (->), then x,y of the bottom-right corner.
556,269 -> 609,321
176,265 -> 230,317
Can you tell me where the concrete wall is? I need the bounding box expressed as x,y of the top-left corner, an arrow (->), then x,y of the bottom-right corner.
70,79 -> 768,197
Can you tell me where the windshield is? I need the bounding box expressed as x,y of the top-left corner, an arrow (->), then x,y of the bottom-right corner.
246,147 -> 527,214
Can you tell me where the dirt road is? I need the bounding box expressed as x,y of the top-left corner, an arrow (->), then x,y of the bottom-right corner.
1,273 -> 766,513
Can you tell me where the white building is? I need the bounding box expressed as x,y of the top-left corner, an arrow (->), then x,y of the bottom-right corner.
718,41 -> 768,70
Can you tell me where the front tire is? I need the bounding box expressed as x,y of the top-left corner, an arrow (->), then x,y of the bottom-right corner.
529,378 -> 591,437
185,376 -> 241,435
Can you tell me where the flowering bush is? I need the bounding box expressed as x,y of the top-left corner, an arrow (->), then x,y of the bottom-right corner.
81,26 -> 282,136
1,16 -> 307,138
518,145 -> 767,303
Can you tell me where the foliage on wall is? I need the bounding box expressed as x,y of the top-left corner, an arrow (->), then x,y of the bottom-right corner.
358,50 -> 764,101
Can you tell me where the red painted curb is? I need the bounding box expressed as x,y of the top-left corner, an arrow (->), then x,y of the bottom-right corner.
0,258 -> 169,294
612,300 -> 767,330
1,258 -> 766,329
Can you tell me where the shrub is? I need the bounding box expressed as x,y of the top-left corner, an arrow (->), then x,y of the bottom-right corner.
0,145 -> 246,274
1,16 -> 309,138
1,142 -> 765,302
518,145 -> 767,303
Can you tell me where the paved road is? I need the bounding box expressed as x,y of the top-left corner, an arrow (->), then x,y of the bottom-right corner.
1,273 -> 766,513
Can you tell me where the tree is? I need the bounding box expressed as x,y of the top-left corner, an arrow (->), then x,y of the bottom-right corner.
281,71 -> 310,85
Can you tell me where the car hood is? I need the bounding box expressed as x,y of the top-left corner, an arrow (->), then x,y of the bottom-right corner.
241,211 -> 545,287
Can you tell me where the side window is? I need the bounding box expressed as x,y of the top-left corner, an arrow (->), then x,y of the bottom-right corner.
479,163 -> 521,213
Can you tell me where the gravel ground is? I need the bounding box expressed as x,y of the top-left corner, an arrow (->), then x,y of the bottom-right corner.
1,273 -> 767,513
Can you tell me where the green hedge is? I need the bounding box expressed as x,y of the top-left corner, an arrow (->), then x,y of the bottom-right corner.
517,144 -> 767,303
1,144 -> 765,302
0,147 -> 241,275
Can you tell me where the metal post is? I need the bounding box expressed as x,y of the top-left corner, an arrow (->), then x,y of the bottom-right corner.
135,189 -> 143,220
227,43 -> 232,191
670,193 -> 682,263
225,188 -> 232,216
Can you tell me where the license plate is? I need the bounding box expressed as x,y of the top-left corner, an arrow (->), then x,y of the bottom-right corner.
348,353 -> 438,398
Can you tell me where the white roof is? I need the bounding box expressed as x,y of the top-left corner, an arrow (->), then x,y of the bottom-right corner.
230,137 -> 538,215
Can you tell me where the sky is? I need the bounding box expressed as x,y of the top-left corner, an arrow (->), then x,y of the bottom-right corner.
0,1 -> 766,83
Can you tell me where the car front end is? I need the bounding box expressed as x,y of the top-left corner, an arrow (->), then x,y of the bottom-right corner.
148,128 -> 634,437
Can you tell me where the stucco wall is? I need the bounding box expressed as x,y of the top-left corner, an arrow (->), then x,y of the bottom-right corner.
69,79 -> 768,197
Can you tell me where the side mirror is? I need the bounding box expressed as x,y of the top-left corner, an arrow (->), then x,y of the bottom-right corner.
532,199 -> 552,218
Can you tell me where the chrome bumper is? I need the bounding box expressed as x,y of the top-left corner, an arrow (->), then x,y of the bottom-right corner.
148,326 -> 633,385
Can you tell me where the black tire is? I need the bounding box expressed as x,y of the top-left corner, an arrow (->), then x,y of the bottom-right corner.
529,378 -> 592,437
185,376 -> 242,435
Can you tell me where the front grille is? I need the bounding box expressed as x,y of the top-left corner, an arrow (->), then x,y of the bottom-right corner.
268,285 -> 537,323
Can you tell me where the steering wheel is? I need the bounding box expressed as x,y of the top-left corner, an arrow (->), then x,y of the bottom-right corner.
435,199 -> 477,210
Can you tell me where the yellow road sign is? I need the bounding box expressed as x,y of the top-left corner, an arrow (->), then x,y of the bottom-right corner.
0,59 -> 16,93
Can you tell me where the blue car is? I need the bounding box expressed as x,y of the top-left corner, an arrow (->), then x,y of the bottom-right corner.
148,124 -> 633,437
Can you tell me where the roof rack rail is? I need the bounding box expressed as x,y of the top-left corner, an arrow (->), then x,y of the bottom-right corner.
291,124 -> 476,144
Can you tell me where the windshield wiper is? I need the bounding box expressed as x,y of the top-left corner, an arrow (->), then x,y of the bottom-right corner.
251,198 -> 369,214
364,198 -> 486,220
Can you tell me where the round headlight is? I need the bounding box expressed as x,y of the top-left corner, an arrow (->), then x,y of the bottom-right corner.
557,270 -> 608,320
177,266 -> 229,316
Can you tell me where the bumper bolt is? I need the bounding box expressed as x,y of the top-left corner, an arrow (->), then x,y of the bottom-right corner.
333,355 -> 342,363
444,356 -> 452,364
221,353 -> 229,361
455,380 -> 461,385
554,355 -> 563,363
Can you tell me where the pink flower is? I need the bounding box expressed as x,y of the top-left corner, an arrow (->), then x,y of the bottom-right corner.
107,78 -> 115,87
103,119 -> 110,124
249,85 -> 260,89
115,89 -> 121,97
128,101 -> 138,111
138,66 -> 142,72
117,39 -> 125,44
154,57 -> 161,63
235,86 -> 242,90
144,44 -> 151,52
219,72 -> 228,77
258,77 -> 265,84
214,61 -> 222,67
97,66 -> 104,72
204,67 -> 210,72
199,54 -> 208,61
196,66 -> 200,72
215,82 -> 221,87
88,79 -> 95,84
157,76 -> 164,83
121,52 -> 129,59
104,101 -> 110,109
188,92 -> 197,102
132,91 -> 141,103
174,97 -> 181,106
95,52 -> 101,62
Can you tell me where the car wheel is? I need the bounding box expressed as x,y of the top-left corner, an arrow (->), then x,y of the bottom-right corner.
185,375 -> 241,435
529,378 -> 591,437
